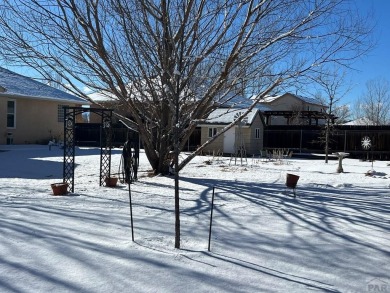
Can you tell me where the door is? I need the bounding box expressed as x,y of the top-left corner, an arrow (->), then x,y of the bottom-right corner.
223,127 -> 236,154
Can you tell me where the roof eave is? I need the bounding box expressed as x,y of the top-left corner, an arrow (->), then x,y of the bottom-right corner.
198,123 -> 251,127
0,93 -> 90,104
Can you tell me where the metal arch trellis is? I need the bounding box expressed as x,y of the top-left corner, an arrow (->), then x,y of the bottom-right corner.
63,106 -> 113,192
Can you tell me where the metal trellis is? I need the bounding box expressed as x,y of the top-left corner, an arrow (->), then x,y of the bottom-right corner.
63,107 -> 113,192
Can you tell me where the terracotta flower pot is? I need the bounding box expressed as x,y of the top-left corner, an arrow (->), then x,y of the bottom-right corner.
105,176 -> 118,187
51,183 -> 69,195
286,173 -> 299,189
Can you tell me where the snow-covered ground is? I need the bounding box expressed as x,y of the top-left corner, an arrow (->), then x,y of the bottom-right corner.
0,145 -> 389,293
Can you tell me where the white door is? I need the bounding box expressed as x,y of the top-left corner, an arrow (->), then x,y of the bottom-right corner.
223,127 -> 236,154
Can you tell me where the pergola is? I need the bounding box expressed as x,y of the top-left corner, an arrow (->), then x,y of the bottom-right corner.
263,110 -> 336,126
63,106 -> 113,192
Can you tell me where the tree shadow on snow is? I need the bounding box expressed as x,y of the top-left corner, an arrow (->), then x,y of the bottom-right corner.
1,172 -> 389,292
178,175 -> 390,290
0,147 -> 122,179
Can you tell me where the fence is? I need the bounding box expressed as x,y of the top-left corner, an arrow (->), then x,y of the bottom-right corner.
74,123 -> 138,147
74,124 -> 201,151
264,125 -> 390,160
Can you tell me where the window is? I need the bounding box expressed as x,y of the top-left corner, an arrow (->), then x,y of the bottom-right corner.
58,104 -> 67,122
255,128 -> 261,139
7,100 -> 16,128
208,127 -> 217,138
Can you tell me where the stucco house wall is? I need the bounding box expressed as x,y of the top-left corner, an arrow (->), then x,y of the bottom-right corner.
0,67 -> 88,145
259,93 -> 327,125
200,126 -> 225,155
247,113 -> 264,154
262,92 -> 325,111
0,98 -> 84,144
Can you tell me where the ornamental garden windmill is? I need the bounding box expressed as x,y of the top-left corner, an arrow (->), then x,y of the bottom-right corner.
361,136 -> 375,175
361,136 -> 371,161
361,136 -> 371,151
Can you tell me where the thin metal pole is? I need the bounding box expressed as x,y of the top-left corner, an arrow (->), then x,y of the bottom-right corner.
208,186 -> 215,252
128,181 -> 134,241
300,129 -> 303,153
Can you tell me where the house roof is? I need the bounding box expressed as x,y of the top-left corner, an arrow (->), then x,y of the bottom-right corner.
0,67 -> 88,104
343,118 -> 376,126
88,83 -> 270,110
88,90 -> 119,102
202,108 -> 263,126
255,92 -> 324,107
219,94 -> 272,111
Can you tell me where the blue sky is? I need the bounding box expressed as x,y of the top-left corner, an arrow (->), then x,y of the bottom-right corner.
2,1 -> 388,107
345,0 -> 390,105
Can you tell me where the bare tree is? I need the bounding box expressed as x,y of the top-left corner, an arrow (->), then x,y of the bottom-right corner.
0,0 -> 374,170
333,104 -> 351,125
353,78 -> 390,125
313,69 -> 351,162
0,0 -> 373,248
